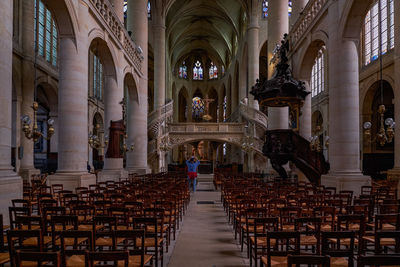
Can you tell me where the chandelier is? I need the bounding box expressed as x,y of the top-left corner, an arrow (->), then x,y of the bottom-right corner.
363,31 -> 395,147
363,104 -> 395,146
88,123 -> 108,149
21,45 -> 55,143
21,102 -> 55,143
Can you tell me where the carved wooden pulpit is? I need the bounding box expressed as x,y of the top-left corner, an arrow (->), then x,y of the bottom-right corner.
106,120 -> 125,158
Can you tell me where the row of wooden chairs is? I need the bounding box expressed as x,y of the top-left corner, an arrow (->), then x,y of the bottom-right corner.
219,176 -> 400,267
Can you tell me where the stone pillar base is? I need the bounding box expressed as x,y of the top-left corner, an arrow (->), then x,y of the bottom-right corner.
97,169 -> 129,183
0,172 -> 23,223
47,172 -> 96,191
19,168 -> 40,182
127,167 -> 151,175
321,172 -> 371,196
387,168 -> 400,199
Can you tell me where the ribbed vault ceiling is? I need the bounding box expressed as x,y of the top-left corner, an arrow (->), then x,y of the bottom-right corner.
166,0 -> 247,69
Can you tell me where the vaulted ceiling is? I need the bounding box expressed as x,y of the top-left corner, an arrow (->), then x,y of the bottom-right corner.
166,0 -> 248,70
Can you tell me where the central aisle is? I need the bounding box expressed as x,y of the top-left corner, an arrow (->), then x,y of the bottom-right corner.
168,187 -> 247,267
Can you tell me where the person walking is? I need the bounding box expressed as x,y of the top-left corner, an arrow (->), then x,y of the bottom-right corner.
186,156 -> 200,192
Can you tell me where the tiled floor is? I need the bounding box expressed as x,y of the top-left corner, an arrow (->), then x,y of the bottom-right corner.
168,176 -> 247,267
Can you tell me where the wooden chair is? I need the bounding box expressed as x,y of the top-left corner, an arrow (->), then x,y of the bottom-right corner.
294,217 -> 321,254
321,231 -> 355,267
113,229 -> 153,267
374,230 -> 400,254
14,215 -> 52,249
313,206 -> 336,231
357,255 -> 400,266
287,255 -> 330,267
59,230 -> 93,267
241,208 -> 268,256
86,250 -> 129,267
0,214 -> 9,266
7,229 -> 42,267
132,217 -> 163,267
260,231 -> 300,267
16,251 -> 61,267
337,214 -> 365,254
92,216 -> 118,250
249,217 -> 279,267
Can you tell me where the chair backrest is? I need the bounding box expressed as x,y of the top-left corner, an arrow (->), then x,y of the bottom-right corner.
16,251 -> 60,267
266,231 -> 300,257
8,206 -> 31,229
287,255 -> 330,267
59,229 -> 93,266
358,255 -> 400,266
86,251 -> 129,267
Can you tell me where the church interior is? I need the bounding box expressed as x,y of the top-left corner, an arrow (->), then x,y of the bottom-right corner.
1,0 -> 400,266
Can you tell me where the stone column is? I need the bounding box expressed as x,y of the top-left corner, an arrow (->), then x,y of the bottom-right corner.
387,0 -> 400,197
321,1 -> 369,194
48,6 -> 95,190
268,0 -> 289,130
98,76 -> 127,181
299,81 -> 312,139
248,0 -> 260,110
19,0 -> 40,181
153,12 -> 166,111
110,0 -> 124,23
126,0 -> 149,174
290,0 -> 308,28
0,0 -> 23,222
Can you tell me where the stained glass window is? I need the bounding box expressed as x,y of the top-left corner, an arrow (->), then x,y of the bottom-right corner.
262,0 -> 268,18
93,54 -> 103,100
221,65 -> 225,77
147,1 -> 151,19
124,1 -> 127,19
262,1 -> 293,18
364,0 -> 394,65
193,61 -> 203,80
192,97 -> 205,119
311,47 -> 325,98
209,62 -> 218,79
179,61 -> 188,79
223,143 -> 227,157
34,0 -> 57,66
223,96 -> 227,121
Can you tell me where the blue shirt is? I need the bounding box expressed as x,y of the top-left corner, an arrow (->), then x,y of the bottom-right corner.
186,160 -> 200,172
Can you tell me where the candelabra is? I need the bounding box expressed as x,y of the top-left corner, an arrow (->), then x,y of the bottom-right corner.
21,102 -> 55,142
363,105 -> 395,146
88,123 -> 108,149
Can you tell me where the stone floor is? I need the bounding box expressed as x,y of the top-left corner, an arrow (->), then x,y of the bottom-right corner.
167,174 -> 248,267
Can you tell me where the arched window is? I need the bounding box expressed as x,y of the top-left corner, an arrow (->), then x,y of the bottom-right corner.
221,65 -> 225,77
311,47 -> 325,98
193,61 -> 203,80
192,97 -> 205,119
92,53 -> 103,100
364,0 -> 394,65
34,0 -> 58,66
262,0 -> 293,18
179,61 -> 188,79
209,62 -> 218,80
147,1 -> 151,19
